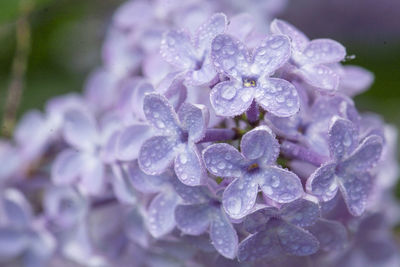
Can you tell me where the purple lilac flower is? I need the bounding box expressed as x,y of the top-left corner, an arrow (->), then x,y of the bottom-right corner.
138,93 -> 210,186
306,117 -> 383,216
238,198 -> 320,261
174,186 -> 238,259
271,19 -> 346,91
210,33 -> 300,117
203,126 -> 303,219
160,13 -> 227,86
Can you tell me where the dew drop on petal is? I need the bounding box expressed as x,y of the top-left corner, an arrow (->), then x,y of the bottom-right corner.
226,196 -> 242,215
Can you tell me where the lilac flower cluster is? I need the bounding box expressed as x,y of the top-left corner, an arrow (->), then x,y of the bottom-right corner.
0,1 -> 399,266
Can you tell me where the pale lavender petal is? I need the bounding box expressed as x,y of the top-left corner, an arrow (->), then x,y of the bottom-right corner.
146,192 -> 179,238
240,126 -> 279,166
270,19 -> 309,51
143,93 -> 181,136
298,64 -> 339,91
116,124 -> 153,161
2,189 -> 32,227
194,13 -> 227,49
277,221 -> 319,256
110,166 -> 137,205
177,103 -> 209,143
138,135 -> 179,175
186,58 -> 217,86
243,207 -> 277,234
308,219 -> 347,251
63,109 -> 98,151
256,78 -> 299,117
259,166 -> 303,203
222,175 -> 258,219
328,117 -> 358,160
252,34 -> 291,76
211,34 -> 251,80
160,29 -> 197,69
341,135 -> 383,173
79,156 -> 105,195
171,179 -> 210,204
306,163 -> 338,202
174,204 -> 210,235
338,172 -> 371,216
128,160 -> 168,193
210,209 -> 238,259
156,72 -> 187,111
0,228 -> 29,260
131,82 -> 154,120
174,143 -> 206,186
227,13 -> 255,41
281,198 -> 320,228
302,39 -> 346,65
340,65 -> 374,96
51,149 -> 83,185
210,81 -> 254,117
203,143 -> 245,178
237,228 -> 282,262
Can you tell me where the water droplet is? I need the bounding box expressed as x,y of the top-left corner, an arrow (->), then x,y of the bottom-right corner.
218,162 -> 226,169
180,154 -> 188,164
156,120 -> 165,128
226,197 -> 242,215
262,185 -> 273,195
221,85 -> 237,100
271,176 -> 280,188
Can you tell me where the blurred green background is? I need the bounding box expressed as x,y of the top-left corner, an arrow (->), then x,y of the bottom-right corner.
0,0 -> 399,189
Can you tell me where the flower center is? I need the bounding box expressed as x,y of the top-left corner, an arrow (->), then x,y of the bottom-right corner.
247,163 -> 259,172
242,77 -> 257,88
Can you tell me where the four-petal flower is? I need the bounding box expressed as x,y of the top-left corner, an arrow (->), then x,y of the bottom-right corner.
210,33 -> 300,117
203,126 -> 303,219
306,117 -> 383,216
138,93 -> 209,186
238,198 -> 320,262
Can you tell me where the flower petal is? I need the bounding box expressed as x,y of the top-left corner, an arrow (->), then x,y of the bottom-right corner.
301,39 -> 346,65
174,204 -> 210,235
194,13 -> 227,50
270,19 -> 309,52
240,126 -> 279,166
0,227 -> 29,260
138,135 -> 179,175
79,156 -> 105,195
210,208 -> 238,259
259,166 -> 303,203
253,34 -> 291,76
328,117 -> 358,160
222,175 -> 258,219
146,191 -> 179,238
244,207 -> 277,234
174,143 -> 206,186
237,228 -> 282,262
171,179 -> 210,204
210,81 -> 254,117
306,163 -> 338,202
2,189 -> 33,227
276,221 -> 319,256
341,135 -> 383,174
51,149 -> 83,185
256,78 -> 299,117
297,64 -> 339,91
211,34 -> 251,80
280,198 -> 320,228
178,103 -> 209,143
338,172 -> 372,216
203,143 -> 245,178
339,65 -> 374,97
160,29 -> 197,69
128,160 -> 168,193
116,124 -> 153,161
143,93 -> 181,136
308,219 -> 347,251
63,109 -> 98,151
